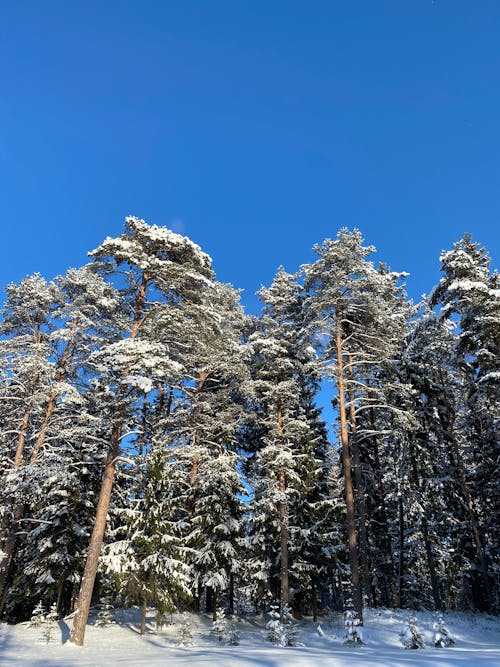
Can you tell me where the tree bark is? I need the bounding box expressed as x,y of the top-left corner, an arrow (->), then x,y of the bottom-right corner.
140,597 -> 147,636
335,329 -> 362,622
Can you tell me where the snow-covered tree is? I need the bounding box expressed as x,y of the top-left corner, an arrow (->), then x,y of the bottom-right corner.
304,230 -> 410,620
211,606 -> 227,642
431,234 -> 499,612
401,614 -> 424,649
29,601 -> 46,627
433,613 -> 454,647
246,267 -> 335,614
70,217 -> 214,646
266,603 -> 297,647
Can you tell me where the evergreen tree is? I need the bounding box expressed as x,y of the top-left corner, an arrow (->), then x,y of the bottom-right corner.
245,267 -> 335,614
70,216 -> 214,645
431,234 -> 499,611
304,230 -> 410,620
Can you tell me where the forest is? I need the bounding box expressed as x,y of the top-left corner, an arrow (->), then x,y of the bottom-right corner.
0,216 -> 498,647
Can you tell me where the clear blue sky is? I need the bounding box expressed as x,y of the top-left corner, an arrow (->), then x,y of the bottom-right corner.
1,0 -> 498,313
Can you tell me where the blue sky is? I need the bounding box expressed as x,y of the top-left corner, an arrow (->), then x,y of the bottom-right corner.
1,0 -> 498,314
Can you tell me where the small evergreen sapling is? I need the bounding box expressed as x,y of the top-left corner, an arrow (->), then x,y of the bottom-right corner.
266,604 -> 297,647
344,601 -> 363,645
227,621 -> 240,646
433,614 -> 454,648
211,606 -> 227,642
94,596 -> 115,628
401,614 -> 425,649
178,613 -> 193,647
29,602 -> 46,628
41,603 -> 58,644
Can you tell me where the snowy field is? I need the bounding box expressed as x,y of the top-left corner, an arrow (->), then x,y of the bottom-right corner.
1,607 -> 499,667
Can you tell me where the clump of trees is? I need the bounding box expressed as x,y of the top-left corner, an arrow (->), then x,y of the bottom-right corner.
0,218 -> 497,645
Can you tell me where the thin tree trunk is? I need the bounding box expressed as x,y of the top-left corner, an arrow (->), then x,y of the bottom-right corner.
398,495 -> 404,608
346,363 -> 371,607
70,272 -> 149,646
276,396 -> 289,610
228,571 -> 234,616
335,329 -> 362,622
212,589 -> 218,622
140,598 -> 147,636
370,419 -> 398,608
311,583 -> 318,623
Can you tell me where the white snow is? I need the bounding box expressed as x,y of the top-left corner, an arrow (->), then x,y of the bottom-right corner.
1,607 -> 499,666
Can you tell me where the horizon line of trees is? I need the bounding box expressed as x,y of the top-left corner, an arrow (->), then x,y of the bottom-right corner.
0,217 -> 498,646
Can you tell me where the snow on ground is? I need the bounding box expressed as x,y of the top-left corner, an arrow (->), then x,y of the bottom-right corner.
1,607 -> 499,667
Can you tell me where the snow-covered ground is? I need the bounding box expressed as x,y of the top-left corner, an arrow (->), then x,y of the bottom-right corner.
1,607 -> 499,666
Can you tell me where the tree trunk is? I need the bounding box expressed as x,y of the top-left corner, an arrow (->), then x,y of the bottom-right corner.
370,421 -> 398,607
398,495 -> 404,608
335,329 -> 362,622
212,589 -> 218,622
228,571 -> 234,616
276,396 -> 289,610
346,364 -> 372,607
311,583 -> 318,622
70,427 -> 120,645
140,598 -> 147,636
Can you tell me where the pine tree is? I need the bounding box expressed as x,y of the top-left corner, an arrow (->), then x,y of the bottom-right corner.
431,234 -> 499,611
245,267 -> 334,614
29,600 -> 46,627
70,217 -> 214,646
343,604 -> 363,645
401,614 -> 424,649
304,230 -> 410,620
211,606 -> 227,642
433,613 -> 454,647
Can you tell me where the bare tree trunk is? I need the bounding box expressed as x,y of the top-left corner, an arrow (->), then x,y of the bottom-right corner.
346,364 -> 371,607
335,329 -> 362,622
311,583 -> 318,622
212,589 -> 218,622
70,273 -> 149,646
140,598 -> 147,636
70,426 -> 120,645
